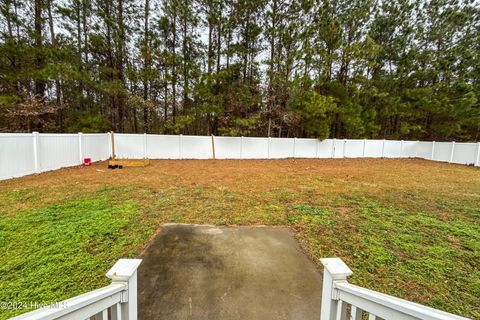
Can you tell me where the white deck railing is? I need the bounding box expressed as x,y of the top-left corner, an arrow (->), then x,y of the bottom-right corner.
6,257 -> 471,320
320,258 -> 470,320
10,259 -> 142,320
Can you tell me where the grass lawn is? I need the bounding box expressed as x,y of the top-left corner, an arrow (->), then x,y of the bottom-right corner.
0,158 -> 479,319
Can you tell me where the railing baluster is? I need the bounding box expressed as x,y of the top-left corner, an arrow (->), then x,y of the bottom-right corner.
368,313 -> 376,320
116,302 -> 122,320
110,302 -> 122,320
350,306 -> 362,320
335,300 -> 347,320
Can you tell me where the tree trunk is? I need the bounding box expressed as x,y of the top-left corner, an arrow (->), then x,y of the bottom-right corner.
47,0 -> 64,130
143,0 -> 150,132
172,14 -> 177,124
117,0 -> 126,132
34,0 -> 45,100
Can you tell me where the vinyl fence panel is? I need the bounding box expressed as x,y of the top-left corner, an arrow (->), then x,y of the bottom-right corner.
382,140 -> 400,158
452,143 -> 477,165
317,139 -> 334,158
294,138 -> 318,158
181,135 -> 212,159
432,142 -> 452,162
401,141 -> 418,158
0,134 -> 36,180
241,137 -> 269,159
344,140 -> 364,158
214,136 -> 242,159
269,138 -> 294,158
364,140 -> 384,157
83,133 -> 111,161
416,141 -> 433,159
146,134 -> 181,159
115,134 -> 144,158
38,134 -> 80,171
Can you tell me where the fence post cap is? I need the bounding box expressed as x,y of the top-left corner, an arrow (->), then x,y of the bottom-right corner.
106,259 -> 142,281
320,258 -> 353,279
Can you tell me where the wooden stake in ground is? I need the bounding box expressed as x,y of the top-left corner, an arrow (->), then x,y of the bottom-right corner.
211,134 -> 216,160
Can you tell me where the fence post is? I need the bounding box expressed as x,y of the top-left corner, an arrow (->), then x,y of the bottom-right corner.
382,139 -> 386,158
362,139 -> 366,157
143,133 -> 147,159
449,141 -> 455,163
415,140 -> 419,158
331,139 -> 336,158
431,141 -> 436,160
343,139 -> 347,158
315,139 -> 319,158
240,136 -> 244,159
78,132 -> 84,164
106,259 -> 142,320
32,131 -> 40,173
179,134 -> 183,159
320,258 -> 353,320
268,137 -> 271,159
110,131 -> 115,159
211,134 -> 216,160
476,143 -> 480,167
293,137 -> 296,158
400,140 -> 404,158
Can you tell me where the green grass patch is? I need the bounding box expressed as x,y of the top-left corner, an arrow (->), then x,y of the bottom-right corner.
0,189 -> 147,319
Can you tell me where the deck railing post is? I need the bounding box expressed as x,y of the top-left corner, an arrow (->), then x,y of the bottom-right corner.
106,259 -> 142,320
320,258 -> 353,320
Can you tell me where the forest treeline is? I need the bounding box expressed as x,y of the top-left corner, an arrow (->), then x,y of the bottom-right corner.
0,0 -> 479,140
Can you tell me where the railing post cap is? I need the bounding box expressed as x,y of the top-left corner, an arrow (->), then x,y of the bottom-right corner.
106,259 -> 142,281
320,258 -> 353,279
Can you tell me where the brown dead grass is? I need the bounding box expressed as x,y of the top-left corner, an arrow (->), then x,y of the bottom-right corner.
2,158 -> 479,215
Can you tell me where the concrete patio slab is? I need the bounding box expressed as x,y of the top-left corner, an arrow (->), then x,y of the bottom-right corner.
137,224 -> 323,320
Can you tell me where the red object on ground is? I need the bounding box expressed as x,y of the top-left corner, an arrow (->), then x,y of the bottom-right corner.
83,158 -> 92,166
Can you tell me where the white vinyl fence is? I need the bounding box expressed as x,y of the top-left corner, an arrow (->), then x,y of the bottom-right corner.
1,133 -> 479,180
0,132 -> 110,180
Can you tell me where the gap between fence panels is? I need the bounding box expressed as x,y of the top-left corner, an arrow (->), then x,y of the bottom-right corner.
0,133 -> 479,180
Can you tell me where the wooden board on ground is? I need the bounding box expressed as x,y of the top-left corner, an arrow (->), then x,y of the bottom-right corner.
109,159 -> 150,167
